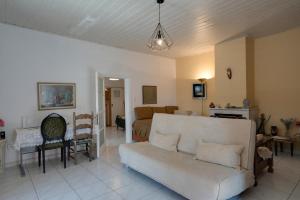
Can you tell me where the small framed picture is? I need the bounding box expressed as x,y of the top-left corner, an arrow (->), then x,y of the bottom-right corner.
142,86 -> 157,104
37,82 -> 76,110
193,83 -> 206,99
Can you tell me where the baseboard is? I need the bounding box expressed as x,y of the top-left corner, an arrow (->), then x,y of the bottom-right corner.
5,151 -> 63,168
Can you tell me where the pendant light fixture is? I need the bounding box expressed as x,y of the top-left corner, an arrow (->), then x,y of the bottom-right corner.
147,0 -> 173,51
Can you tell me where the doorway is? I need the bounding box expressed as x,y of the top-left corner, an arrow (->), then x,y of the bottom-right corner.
95,73 -> 132,155
104,77 -> 126,147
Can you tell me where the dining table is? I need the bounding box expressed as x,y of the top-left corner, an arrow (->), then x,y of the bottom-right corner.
14,125 -> 99,176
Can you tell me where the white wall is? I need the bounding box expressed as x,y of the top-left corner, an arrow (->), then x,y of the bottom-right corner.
0,23 -> 176,165
104,78 -> 124,88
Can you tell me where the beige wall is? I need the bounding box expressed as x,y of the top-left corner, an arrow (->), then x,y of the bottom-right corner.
255,27 -> 300,135
176,52 -> 215,115
176,27 -> 300,136
246,38 -> 255,106
215,37 -> 248,107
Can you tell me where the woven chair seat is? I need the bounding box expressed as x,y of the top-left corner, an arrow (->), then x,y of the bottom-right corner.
41,142 -> 64,150
75,133 -> 92,140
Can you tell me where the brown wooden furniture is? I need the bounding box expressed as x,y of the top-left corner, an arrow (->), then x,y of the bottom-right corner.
273,136 -> 295,157
132,106 -> 178,142
254,136 -> 274,186
68,112 -> 94,164
254,136 -> 273,177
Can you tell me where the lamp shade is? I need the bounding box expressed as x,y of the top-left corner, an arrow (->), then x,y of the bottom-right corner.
147,0 -> 173,51
147,23 -> 173,51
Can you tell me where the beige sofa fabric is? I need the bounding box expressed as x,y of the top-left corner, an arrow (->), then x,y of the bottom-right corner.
194,140 -> 244,170
150,132 -> 180,152
120,114 -> 256,200
119,142 -> 254,200
149,114 -> 256,170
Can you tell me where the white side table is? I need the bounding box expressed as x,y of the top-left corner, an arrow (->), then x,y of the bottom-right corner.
0,139 -> 6,174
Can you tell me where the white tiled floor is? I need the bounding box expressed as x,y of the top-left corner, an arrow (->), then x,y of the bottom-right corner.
1,128 -> 300,200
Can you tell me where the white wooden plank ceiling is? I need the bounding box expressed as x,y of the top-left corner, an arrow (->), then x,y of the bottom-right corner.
0,0 -> 300,58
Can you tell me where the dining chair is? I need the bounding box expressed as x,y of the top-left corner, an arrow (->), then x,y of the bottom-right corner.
68,112 -> 94,164
38,113 -> 67,173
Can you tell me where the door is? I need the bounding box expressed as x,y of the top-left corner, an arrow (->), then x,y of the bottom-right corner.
93,72 -> 106,158
98,77 -> 105,149
111,87 -> 125,126
105,88 -> 112,126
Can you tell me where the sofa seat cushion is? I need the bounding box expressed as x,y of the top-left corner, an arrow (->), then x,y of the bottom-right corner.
119,142 -> 254,200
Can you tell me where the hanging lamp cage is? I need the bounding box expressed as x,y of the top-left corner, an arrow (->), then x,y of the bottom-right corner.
147,0 -> 173,51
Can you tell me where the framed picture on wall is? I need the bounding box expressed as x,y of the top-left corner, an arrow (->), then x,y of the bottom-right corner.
142,85 -> 157,104
37,82 -> 76,110
193,83 -> 206,99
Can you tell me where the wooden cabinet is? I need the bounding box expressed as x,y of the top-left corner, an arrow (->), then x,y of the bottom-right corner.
0,139 -> 5,173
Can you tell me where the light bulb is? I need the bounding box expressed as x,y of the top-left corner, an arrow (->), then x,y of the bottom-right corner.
156,39 -> 163,46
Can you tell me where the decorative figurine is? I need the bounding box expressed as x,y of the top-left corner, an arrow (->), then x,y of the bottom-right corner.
226,68 -> 232,79
209,102 -> 215,108
270,126 -> 278,136
243,99 -> 250,108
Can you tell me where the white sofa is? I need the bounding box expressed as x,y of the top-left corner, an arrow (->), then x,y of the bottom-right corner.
119,113 -> 256,200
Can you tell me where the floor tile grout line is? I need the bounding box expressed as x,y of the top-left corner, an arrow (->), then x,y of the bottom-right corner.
55,165 -> 84,200
287,178 -> 300,200
26,165 -> 41,200
58,161 -> 117,200
80,159 -> 128,199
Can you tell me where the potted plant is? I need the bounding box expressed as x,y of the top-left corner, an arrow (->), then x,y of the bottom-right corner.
280,118 -> 295,138
0,118 -> 5,139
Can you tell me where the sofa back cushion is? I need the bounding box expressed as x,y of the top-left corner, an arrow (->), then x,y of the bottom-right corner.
150,131 -> 179,152
135,107 -> 153,120
194,140 -> 244,169
149,113 -> 256,170
153,107 -> 166,114
165,106 -> 179,114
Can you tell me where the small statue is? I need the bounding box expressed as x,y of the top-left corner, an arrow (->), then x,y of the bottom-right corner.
243,99 -> 250,108
225,103 -> 231,108
209,102 -> 215,108
270,126 -> 278,136
256,113 -> 271,134
280,118 -> 295,138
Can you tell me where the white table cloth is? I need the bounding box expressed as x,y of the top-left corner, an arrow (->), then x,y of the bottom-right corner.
14,125 -> 98,150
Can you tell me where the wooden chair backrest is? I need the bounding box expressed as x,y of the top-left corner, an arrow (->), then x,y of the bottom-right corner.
73,112 -> 94,140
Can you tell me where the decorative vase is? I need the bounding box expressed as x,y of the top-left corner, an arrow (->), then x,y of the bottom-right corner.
271,126 -> 278,136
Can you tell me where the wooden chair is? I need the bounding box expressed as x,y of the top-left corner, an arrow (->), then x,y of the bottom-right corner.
68,112 -> 94,164
38,113 -> 67,173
